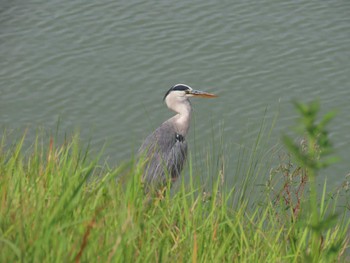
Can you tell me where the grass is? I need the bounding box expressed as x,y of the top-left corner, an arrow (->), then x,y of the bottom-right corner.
0,102 -> 349,262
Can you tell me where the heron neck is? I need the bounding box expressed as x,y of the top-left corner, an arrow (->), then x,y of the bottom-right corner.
174,112 -> 191,136
170,101 -> 192,136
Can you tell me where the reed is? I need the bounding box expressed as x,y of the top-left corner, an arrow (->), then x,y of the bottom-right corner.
0,102 -> 348,262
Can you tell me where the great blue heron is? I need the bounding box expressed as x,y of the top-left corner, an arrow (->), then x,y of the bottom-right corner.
139,84 -> 217,193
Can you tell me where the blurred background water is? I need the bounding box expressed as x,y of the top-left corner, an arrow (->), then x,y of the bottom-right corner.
1,1 -> 349,190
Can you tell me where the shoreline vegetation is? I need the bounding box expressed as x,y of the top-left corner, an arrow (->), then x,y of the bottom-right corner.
1,101 -> 349,262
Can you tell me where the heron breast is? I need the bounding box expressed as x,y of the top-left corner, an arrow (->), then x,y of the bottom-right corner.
175,133 -> 184,142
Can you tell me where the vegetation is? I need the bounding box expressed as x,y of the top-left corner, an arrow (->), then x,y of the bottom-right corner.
0,102 -> 349,262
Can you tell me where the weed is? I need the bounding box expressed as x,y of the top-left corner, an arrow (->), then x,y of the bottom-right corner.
0,101 -> 348,262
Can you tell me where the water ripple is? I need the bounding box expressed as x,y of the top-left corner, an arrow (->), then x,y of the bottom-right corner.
1,1 -> 349,183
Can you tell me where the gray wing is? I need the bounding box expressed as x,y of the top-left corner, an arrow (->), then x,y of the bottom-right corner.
138,121 -> 187,191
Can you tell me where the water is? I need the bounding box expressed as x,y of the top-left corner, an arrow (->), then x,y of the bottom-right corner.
1,1 -> 349,189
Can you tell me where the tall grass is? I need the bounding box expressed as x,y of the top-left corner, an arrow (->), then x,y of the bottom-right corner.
0,102 -> 349,262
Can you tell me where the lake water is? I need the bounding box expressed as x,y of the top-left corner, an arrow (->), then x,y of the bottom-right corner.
1,1 -> 349,190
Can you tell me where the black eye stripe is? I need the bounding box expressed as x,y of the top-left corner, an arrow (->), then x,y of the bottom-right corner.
172,85 -> 190,91
163,84 -> 192,100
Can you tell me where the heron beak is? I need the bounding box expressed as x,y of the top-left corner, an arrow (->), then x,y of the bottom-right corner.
189,89 -> 217,98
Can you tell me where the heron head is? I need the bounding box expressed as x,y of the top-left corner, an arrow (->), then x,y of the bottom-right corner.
163,84 -> 217,102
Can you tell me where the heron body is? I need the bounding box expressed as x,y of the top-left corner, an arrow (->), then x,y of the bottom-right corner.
139,84 -> 217,193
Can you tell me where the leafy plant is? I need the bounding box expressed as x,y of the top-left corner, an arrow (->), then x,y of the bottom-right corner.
282,101 -> 343,262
